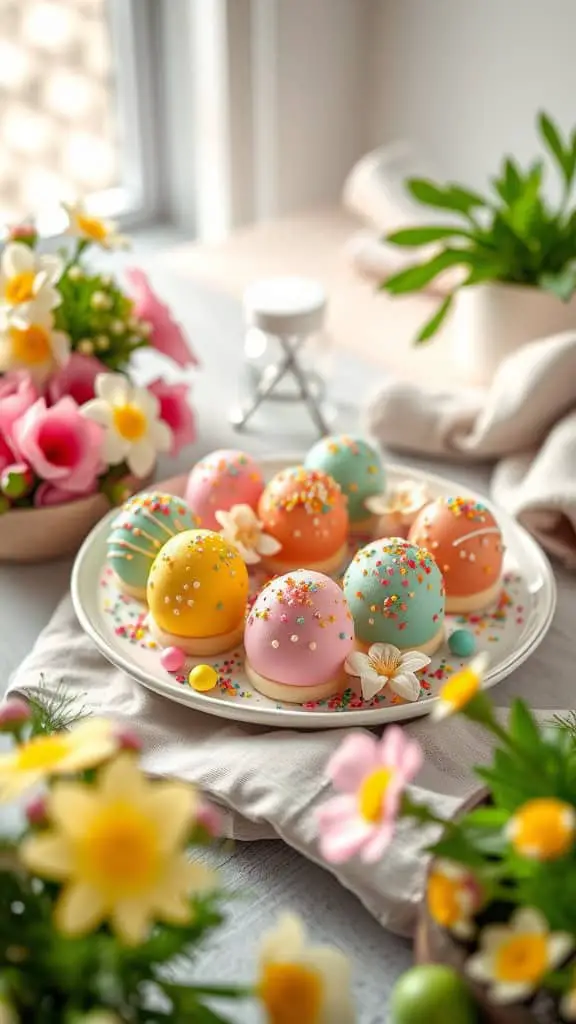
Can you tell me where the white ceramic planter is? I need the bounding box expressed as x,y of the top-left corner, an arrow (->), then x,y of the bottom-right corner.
451,282 -> 576,385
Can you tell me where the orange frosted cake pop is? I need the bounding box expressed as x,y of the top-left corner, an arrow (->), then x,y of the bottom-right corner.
257,466 -> 348,574
408,496 -> 504,613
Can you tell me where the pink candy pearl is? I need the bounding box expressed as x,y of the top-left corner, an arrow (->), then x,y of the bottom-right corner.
161,646 -> 186,673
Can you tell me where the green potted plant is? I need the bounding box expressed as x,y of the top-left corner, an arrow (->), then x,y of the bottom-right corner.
381,112 -> 576,384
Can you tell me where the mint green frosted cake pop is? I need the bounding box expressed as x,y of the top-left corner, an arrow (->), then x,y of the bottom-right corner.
343,537 -> 445,654
107,492 -> 199,599
304,435 -> 385,522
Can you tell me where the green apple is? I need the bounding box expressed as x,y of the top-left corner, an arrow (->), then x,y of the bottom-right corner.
390,965 -> 479,1024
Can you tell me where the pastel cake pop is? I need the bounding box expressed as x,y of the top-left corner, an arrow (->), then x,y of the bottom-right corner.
107,492 -> 199,600
147,529 -> 249,655
343,537 -> 445,655
185,449 -> 264,530
408,496 -> 504,613
244,569 -> 354,703
257,466 -> 348,574
304,434 -> 385,532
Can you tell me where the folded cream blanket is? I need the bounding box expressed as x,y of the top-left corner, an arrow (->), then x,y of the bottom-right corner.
365,330 -> 576,567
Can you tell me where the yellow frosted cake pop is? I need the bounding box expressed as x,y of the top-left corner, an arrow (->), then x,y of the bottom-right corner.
147,529 -> 249,655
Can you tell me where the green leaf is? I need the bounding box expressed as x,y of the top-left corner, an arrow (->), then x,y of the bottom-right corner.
414,294 -> 453,343
539,266 -> 576,301
509,699 -> 542,751
407,178 -> 486,216
538,111 -> 570,180
385,225 -> 473,246
383,249 -> 468,295
463,807 -> 509,828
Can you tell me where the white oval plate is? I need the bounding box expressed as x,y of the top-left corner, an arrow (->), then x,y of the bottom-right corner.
72,457 -> 556,729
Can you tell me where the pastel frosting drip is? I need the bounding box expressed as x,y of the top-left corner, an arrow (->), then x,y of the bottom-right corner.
184,449 -> 264,530
244,569 -> 354,686
147,529 -> 249,639
304,434 -> 385,521
107,492 -> 199,591
258,466 -> 348,563
343,537 -> 445,647
408,496 -> 504,598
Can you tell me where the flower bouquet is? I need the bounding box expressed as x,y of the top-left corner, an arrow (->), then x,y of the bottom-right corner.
0,205 -> 197,562
317,655 -> 576,1023
0,693 -> 355,1023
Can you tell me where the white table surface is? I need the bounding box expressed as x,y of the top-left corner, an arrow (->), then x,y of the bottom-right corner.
1,248 -> 573,1022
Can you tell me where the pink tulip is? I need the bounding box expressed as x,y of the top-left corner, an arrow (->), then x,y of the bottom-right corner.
0,435 -> 13,473
148,379 -> 196,456
0,371 -> 38,443
316,727 -> 423,864
126,267 -> 198,368
13,397 -> 104,495
47,353 -> 107,407
7,223 -> 38,247
34,479 -> 98,507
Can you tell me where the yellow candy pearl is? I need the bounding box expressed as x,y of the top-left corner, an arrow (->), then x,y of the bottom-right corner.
188,665 -> 218,692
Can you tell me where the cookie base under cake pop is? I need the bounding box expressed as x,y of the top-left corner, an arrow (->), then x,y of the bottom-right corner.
259,542 -> 349,577
445,579 -> 502,614
112,572 -> 148,602
355,623 -> 445,658
147,615 -> 245,656
244,661 -> 347,704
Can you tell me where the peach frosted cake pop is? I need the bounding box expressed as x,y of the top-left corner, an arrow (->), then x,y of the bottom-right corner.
185,449 -> 264,531
257,466 -> 348,574
343,538 -> 445,656
147,529 -> 249,655
408,496 -> 504,613
244,569 -> 354,703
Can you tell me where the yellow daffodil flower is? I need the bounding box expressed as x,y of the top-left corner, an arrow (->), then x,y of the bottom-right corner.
507,798 -> 576,861
63,201 -> 128,250
432,652 -> 489,720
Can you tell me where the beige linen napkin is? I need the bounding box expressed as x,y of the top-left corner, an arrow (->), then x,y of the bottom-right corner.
366,331 -> 576,567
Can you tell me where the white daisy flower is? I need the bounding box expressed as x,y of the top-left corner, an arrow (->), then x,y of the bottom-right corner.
0,242 -> 62,323
215,504 -> 281,565
82,373 -> 172,478
466,907 -> 573,1005
0,309 -> 69,385
63,201 -> 128,250
344,642 -> 430,702
258,912 -> 355,1024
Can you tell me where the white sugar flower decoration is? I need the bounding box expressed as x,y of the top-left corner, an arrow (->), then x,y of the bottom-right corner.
63,201 -> 128,250
82,373 -> 172,478
466,907 -> 572,1005
216,504 -> 281,565
0,242 -> 62,323
345,643 -> 430,701
365,480 -> 430,529
0,309 -> 70,385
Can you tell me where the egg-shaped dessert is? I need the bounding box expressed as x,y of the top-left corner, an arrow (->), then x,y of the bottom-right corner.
343,538 -> 445,655
257,467 -> 348,573
147,529 -> 249,655
304,434 -> 385,532
185,449 -> 264,531
408,496 -> 504,613
107,492 -> 200,600
244,569 -> 354,703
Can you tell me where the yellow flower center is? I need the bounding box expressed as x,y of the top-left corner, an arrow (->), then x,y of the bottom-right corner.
439,667 -> 480,711
259,962 -> 323,1024
9,324 -> 51,365
495,934 -> 547,984
113,404 -> 147,441
510,798 -> 575,860
78,802 -> 160,896
427,870 -> 463,929
237,524 -> 260,549
76,213 -> 107,241
4,270 -> 35,304
358,767 -> 393,823
370,652 -> 401,679
16,735 -> 70,771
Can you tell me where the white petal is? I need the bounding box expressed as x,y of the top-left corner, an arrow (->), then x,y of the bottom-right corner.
232,504 -> 258,528
134,387 -> 159,420
3,242 -> 33,276
561,990 -> 576,1021
39,254 -> 63,285
259,912 -> 305,964
215,510 -> 234,530
126,438 -> 156,477
360,669 -> 387,701
148,418 -> 172,453
491,981 -> 535,1004
430,700 -> 451,721
364,494 -> 389,515
511,907 -> 548,936
368,642 -> 401,663
344,651 -> 371,677
548,932 -> 574,968
389,672 -> 420,702
82,399 -> 113,426
237,543 -> 260,565
480,924 -> 514,953
256,532 -> 282,556
50,330 -> 70,366
399,650 -> 431,673
96,372 -> 129,404
465,952 -> 494,983
102,429 -> 129,466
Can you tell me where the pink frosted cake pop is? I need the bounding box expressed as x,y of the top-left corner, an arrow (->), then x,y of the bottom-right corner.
185,449 -> 264,531
244,569 -> 355,703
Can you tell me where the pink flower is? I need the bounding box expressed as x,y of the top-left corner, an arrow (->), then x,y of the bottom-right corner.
148,379 -> 196,455
0,371 -> 38,443
12,397 -> 104,495
7,222 -> 37,246
316,727 -> 423,864
126,267 -> 198,368
196,800 -> 223,838
0,435 -> 13,473
47,352 -> 107,407
34,480 -> 98,507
